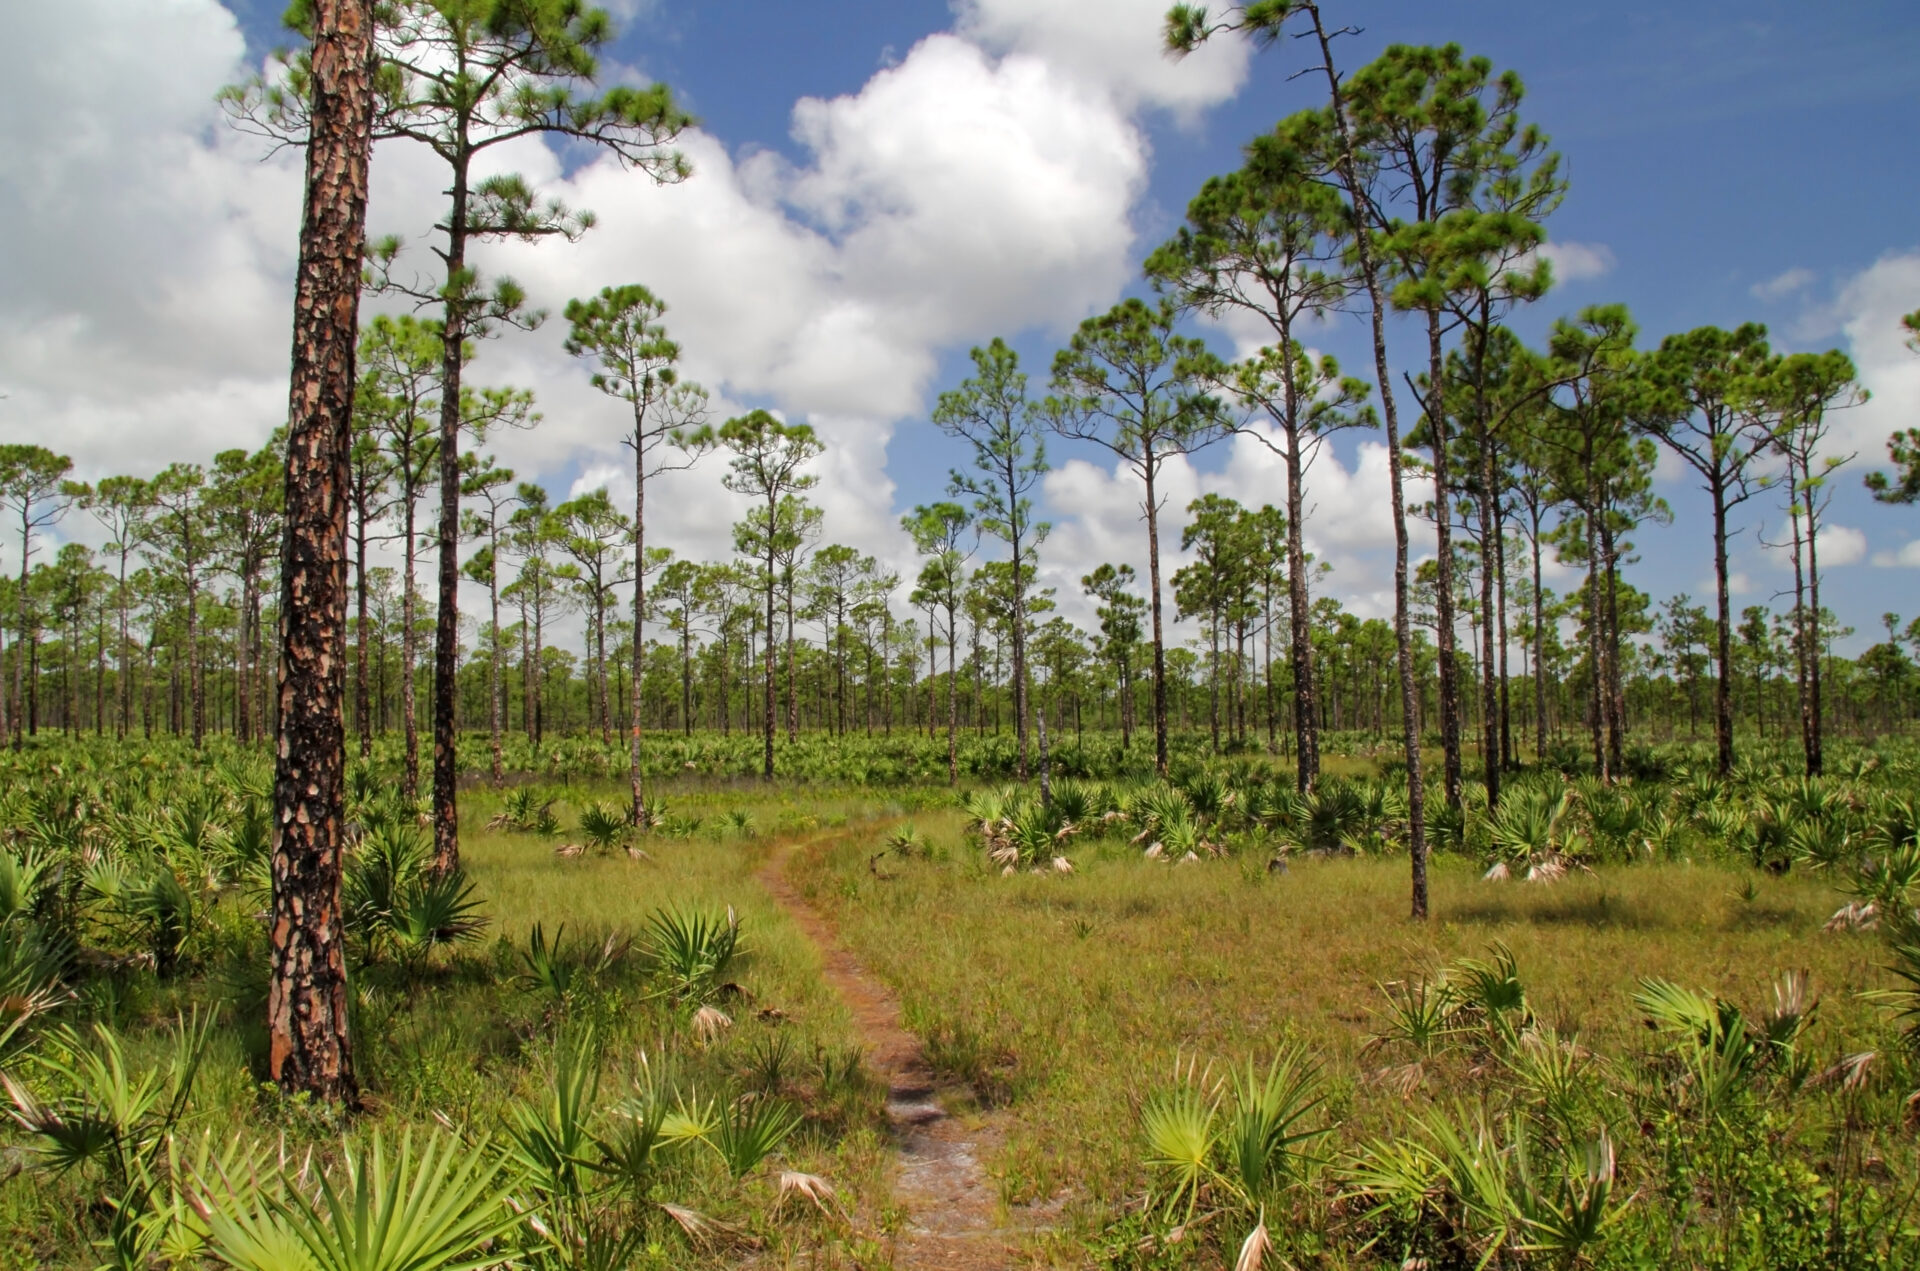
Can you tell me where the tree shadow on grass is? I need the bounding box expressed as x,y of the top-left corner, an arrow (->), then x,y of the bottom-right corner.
1722,905 -> 1802,931
1445,890 -> 1662,930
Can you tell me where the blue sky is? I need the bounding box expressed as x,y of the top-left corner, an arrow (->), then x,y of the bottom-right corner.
7,1 -> 1918,651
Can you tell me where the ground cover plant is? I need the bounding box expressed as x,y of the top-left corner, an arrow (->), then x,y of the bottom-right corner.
0,737 -> 913,1269
2,732 -> 1918,1267
793,737 -> 1920,1268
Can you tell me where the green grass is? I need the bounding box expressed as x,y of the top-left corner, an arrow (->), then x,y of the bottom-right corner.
796,816 -> 1919,1263
0,773 -> 908,1269
4,732 -> 1919,1268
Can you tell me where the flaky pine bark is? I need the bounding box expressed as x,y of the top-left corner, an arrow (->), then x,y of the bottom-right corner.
1582,494 -> 1608,781
1804,485 -> 1825,776
485,539 -> 504,785
1007,474 -> 1032,780
761,500 -> 777,778
268,0 -> 372,1104
1784,461 -> 1816,775
1710,482 -> 1735,776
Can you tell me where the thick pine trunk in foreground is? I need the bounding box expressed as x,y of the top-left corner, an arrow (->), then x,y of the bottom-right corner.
268,0 -> 373,1104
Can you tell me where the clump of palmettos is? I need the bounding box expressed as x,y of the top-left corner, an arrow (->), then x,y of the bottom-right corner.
6,1024 -> 810,1269
1140,940 -> 1920,1269
959,770 -> 1423,876
1,897 -> 831,1269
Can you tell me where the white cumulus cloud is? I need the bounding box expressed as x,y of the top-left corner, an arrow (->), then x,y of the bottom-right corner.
952,0 -> 1252,116
1870,540 -> 1920,568
0,0 -> 1229,607
1816,523 -> 1867,567
1535,240 -> 1615,284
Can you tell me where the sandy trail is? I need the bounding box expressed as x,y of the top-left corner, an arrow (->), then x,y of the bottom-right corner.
757,832 -> 1012,1271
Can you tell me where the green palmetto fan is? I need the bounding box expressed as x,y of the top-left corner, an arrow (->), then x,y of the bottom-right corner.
5,1012 -> 213,1197
642,905 -> 741,1003
1450,943 -> 1531,1042
387,871 -> 488,968
516,922 -> 591,1003
1222,1046 -> 1329,1202
576,801 -> 630,852
1488,786 -> 1570,869
343,820 -> 432,946
1141,1055 -> 1222,1224
1129,783 -> 1195,843
1514,1128 -> 1626,1263
1632,976 -> 1798,1113
1864,929 -> 1920,1055
200,1130 -> 524,1271
1302,782 -> 1371,852
1048,780 -> 1096,829
506,1031 -> 600,1207
709,1096 -> 803,1179
1366,973 -> 1463,1061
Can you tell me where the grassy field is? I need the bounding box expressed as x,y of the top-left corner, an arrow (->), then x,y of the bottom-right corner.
3,735 -> 1919,1268
794,806 -> 1920,1267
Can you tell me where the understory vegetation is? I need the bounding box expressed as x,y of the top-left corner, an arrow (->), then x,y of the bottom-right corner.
796,734 -> 1920,1269
1,730 -> 1917,1267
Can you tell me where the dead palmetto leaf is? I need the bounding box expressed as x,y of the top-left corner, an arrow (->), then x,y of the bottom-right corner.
1483,861 -> 1510,882
660,1201 -> 714,1245
1526,857 -> 1567,883
1826,900 -> 1878,932
691,1005 -> 732,1045
1051,856 -> 1074,874
1811,1051 -> 1876,1093
777,1169 -> 841,1217
1234,1212 -> 1273,1271
1368,1061 -> 1427,1096
553,843 -> 585,859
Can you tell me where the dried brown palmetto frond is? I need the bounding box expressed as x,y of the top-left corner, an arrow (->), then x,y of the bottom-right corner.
553,842 -> 585,858
1826,900 -> 1879,932
1526,857 -> 1567,883
1811,1051 -> 1875,1093
776,1169 -> 842,1217
1234,1213 -> 1273,1271
1368,1060 -> 1427,1096
659,1201 -> 715,1244
691,1004 -> 732,1045
1052,856 -> 1075,874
